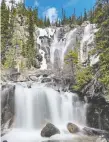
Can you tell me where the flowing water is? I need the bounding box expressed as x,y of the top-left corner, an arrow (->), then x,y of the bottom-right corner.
15,84 -> 86,129
50,28 -> 77,69
2,84 -> 87,142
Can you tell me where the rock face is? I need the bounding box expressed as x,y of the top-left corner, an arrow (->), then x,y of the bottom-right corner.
1,85 -> 15,124
41,123 -> 60,137
67,123 -> 79,133
81,77 -> 109,131
1,85 -> 15,136
83,127 -> 109,136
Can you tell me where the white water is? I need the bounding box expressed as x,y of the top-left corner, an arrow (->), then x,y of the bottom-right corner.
2,84 -> 87,142
50,28 -> 77,68
15,84 -> 86,129
80,23 -> 98,64
39,49 -> 47,70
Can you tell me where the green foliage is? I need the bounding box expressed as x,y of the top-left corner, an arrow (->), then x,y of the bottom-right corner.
25,8 -> 36,68
83,9 -> 88,21
93,0 -> 109,90
64,50 -> 78,65
73,66 -> 93,91
1,0 -> 10,53
44,16 -> 50,27
4,48 -> 16,69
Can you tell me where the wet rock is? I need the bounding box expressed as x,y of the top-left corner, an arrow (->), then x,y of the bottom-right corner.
36,53 -> 43,62
29,75 -> 38,81
27,82 -> 32,88
67,123 -> 79,133
41,78 -> 51,83
81,77 -> 109,131
41,123 -> 60,137
96,136 -> 109,142
17,74 -> 29,82
43,74 -> 48,77
1,85 -> 15,117
1,85 -> 15,135
83,127 -> 109,136
32,59 -> 40,69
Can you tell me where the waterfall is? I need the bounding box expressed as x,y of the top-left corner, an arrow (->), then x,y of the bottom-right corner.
15,84 -> 86,130
50,28 -> 77,69
39,49 -> 47,70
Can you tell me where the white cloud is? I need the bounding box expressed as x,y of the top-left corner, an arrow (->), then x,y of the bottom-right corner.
34,0 -> 39,7
43,7 -> 58,23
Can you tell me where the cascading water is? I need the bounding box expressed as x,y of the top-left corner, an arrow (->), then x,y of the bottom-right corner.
50,27 -> 77,69
15,84 -> 86,130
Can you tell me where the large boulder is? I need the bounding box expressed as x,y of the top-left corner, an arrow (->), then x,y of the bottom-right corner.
67,123 -> 79,134
41,123 -> 60,137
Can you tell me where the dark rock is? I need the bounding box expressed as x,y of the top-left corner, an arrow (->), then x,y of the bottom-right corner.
27,83 -> 32,88
87,102 -> 109,131
43,74 -> 48,77
1,85 -> 15,125
41,78 -> 51,83
80,77 -> 109,131
2,140 -> 8,142
83,127 -> 108,136
32,59 -> 40,69
67,123 -> 79,133
41,123 -> 60,137
36,53 -> 43,62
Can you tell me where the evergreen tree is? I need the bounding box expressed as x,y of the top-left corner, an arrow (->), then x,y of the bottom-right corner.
83,8 -> 87,21
94,0 -> 109,89
33,7 -> 38,25
1,0 -> 10,63
46,17 -> 50,27
26,8 -> 36,68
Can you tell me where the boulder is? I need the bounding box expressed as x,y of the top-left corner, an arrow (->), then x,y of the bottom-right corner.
29,75 -> 38,81
41,123 -> 60,137
43,74 -> 48,77
67,123 -> 79,133
36,53 -> 43,62
41,78 -> 51,83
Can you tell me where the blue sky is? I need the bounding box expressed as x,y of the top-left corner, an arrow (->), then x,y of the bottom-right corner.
26,0 -> 96,22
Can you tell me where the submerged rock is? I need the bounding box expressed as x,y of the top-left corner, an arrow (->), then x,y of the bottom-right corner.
41,123 -> 60,137
67,123 -> 79,133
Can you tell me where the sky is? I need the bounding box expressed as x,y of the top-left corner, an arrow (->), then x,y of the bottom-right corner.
26,0 -> 96,22
0,0 -> 96,23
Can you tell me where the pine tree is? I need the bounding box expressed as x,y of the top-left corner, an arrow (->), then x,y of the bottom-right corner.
46,18 -> 50,27
1,0 -> 10,63
94,0 -> 109,89
83,8 -> 87,21
26,8 -> 36,68
33,7 -> 38,25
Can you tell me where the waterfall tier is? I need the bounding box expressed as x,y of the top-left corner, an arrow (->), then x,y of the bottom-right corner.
15,84 -> 86,130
